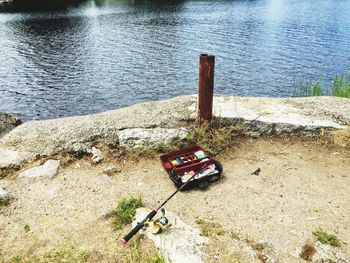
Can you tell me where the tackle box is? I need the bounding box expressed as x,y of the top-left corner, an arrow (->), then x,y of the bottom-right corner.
160,145 -> 223,190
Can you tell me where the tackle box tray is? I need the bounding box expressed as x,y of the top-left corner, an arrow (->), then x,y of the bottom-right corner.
160,145 -> 222,190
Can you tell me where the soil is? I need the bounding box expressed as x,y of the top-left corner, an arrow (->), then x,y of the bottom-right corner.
1,136 -> 350,262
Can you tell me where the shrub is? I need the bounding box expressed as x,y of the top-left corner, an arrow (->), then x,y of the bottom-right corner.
313,228 -> 340,247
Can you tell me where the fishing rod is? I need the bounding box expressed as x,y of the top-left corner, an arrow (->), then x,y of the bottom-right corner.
120,162 -> 210,245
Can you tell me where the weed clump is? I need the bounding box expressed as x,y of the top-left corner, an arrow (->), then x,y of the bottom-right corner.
230,230 -> 240,240
112,196 -> 143,230
313,228 -> 341,247
182,123 -> 243,155
60,155 -> 74,167
195,218 -> 226,237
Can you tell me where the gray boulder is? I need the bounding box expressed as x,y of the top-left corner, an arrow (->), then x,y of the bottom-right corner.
0,186 -> 11,205
18,160 -> 60,183
0,112 -> 21,137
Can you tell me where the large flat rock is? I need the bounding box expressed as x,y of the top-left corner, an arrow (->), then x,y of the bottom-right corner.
1,96 -> 195,159
212,96 -> 350,129
134,208 -> 207,263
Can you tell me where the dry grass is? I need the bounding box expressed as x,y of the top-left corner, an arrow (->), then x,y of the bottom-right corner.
300,240 -> 316,261
195,219 -> 227,237
332,127 -> 350,149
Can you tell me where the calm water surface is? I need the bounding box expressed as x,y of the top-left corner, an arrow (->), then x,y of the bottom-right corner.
1,0 -> 350,121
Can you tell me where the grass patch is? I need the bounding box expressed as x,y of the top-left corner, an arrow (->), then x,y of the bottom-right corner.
333,73 -> 350,97
9,248 -> 90,263
181,123 -> 243,155
112,196 -> 143,230
293,72 -> 350,98
195,218 -> 226,237
332,126 -> 350,149
313,228 -> 341,247
60,155 -> 75,167
23,224 -> 30,233
293,78 -> 323,97
230,230 -> 240,240
125,235 -> 166,263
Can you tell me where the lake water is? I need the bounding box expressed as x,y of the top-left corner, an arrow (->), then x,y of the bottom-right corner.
1,0 -> 350,121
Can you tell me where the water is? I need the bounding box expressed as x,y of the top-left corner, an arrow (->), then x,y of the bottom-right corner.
1,0 -> 350,121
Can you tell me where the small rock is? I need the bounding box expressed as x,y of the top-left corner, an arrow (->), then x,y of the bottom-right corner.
0,111 -> 22,137
103,165 -> 121,176
100,210 -> 114,220
312,241 -> 350,263
91,147 -> 103,164
97,174 -> 112,184
0,186 -> 11,205
18,160 -> 60,183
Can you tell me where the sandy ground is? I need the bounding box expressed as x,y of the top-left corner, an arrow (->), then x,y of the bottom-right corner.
1,136 -> 350,262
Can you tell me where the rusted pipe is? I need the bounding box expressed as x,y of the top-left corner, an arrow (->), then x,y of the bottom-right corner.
198,54 -> 215,124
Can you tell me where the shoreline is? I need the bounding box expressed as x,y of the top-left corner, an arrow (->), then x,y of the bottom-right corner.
0,94 -> 349,176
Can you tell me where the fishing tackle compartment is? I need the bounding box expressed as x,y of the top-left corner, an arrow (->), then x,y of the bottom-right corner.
160,145 -> 223,190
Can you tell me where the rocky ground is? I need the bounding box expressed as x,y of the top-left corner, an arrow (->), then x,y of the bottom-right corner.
1,95 -> 350,263
1,135 -> 350,263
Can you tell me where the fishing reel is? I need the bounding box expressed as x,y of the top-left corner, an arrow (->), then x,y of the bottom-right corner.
143,208 -> 170,234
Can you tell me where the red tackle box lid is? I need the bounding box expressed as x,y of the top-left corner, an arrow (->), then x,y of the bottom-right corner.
160,145 -> 214,175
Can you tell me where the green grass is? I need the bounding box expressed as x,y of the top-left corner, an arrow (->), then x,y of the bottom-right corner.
333,73 -> 350,97
313,228 -> 341,247
112,196 -> 143,230
293,72 -> 350,98
146,253 -> 167,263
181,123 -> 243,155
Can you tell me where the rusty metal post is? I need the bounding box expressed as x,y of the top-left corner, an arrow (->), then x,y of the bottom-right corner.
198,54 -> 215,124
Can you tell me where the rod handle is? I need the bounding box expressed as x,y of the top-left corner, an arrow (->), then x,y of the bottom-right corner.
120,209 -> 157,245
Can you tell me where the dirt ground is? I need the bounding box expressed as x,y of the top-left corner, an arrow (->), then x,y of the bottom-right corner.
1,136 -> 350,262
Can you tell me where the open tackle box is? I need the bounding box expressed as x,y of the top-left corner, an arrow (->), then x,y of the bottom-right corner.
160,145 -> 223,190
